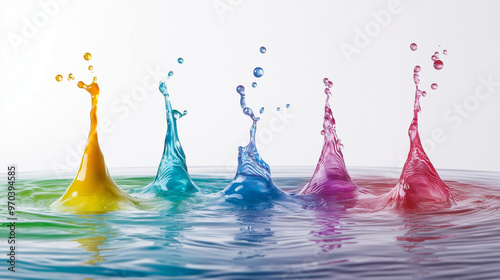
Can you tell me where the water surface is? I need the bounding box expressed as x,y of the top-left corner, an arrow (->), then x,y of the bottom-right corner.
1,167 -> 499,280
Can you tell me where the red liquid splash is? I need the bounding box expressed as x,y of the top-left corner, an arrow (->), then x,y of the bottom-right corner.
383,60 -> 455,209
299,78 -> 357,196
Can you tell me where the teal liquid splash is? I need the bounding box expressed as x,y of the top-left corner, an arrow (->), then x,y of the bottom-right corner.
222,85 -> 288,204
142,81 -> 199,195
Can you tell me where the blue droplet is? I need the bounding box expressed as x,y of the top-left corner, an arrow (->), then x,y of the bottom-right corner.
252,82 -> 257,88
276,107 -> 280,111
177,57 -> 184,64
260,46 -> 266,54
286,104 -> 290,108
259,107 -> 264,114
168,71 -> 174,77
253,67 -> 264,78
236,85 -> 245,94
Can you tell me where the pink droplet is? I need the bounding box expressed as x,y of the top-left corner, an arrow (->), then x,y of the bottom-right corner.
431,83 -> 438,90
410,43 -> 417,51
434,52 -> 439,56
421,91 -> 427,97
433,60 -> 444,70
443,50 -> 448,55
414,65 -> 421,72
431,55 -> 438,61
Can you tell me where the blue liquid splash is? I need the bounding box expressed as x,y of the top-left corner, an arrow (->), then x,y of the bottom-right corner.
252,82 -> 257,88
222,85 -> 288,204
168,71 -> 174,77
142,81 -> 199,195
253,67 -> 264,78
177,57 -> 184,64
286,104 -> 290,108
260,46 -> 266,54
259,107 -> 264,114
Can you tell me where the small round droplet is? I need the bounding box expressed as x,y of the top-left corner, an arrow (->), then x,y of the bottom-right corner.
252,82 -> 257,88
414,65 -> 421,72
168,71 -> 174,77
433,60 -> 444,70
431,83 -> 438,90
253,67 -> 264,78
443,50 -> 448,55
259,107 -> 264,114
93,77 -> 97,82
260,46 -> 267,54
286,104 -> 290,108
68,73 -> 75,81
77,81 -> 84,88
421,91 -> 427,97
88,65 -> 93,71
177,57 -> 184,64
236,85 -> 245,94
276,107 -> 280,111
83,52 -> 92,61
410,43 -> 417,51
55,74 -> 63,82
431,55 -> 438,61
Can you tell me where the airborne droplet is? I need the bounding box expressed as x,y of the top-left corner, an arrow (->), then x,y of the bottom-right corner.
177,57 -> 184,64
286,104 -> 290,108
236,85 -> 245,94
431,83 -> 438,90
83,52 -> 92,61
252,82 -> 257,88
410,43 -> 417,51
253,67 -> 264,78
260,46 -> 267,54
433,60 -> 444,70
55,74 -> 63,82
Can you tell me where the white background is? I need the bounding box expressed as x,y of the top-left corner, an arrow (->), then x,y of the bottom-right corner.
1,0 -> 499,176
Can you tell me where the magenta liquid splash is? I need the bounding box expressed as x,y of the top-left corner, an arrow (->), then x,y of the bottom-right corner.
383,57 -> 454,209
299,78 -> 357,196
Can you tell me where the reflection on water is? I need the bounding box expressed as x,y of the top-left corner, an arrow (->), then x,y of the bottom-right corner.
233,210 -> 275,260
157,209 -> 188,248
75,216 -> 116,265
396,214 -> 454,264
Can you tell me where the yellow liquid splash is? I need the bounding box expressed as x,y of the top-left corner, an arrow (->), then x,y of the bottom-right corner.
51,71 -> 138,212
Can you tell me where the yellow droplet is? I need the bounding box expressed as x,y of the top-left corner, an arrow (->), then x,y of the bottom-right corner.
55,74 -> 63,82
77,81 -> 84,88
88,65 -> 93,71
93,77 -> 97,82
83,52 -> 92,61
68,73 -> 75,80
